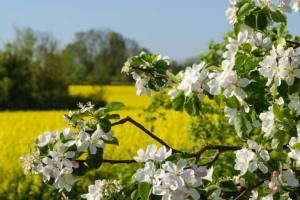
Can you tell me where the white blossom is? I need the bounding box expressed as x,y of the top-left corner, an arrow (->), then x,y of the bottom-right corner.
281,0 -> 300,12
225,0 -> 237,24
55,173 -> 78,192
281,169 -> 299,187
132,72 -> 151,96
20,150 -> 41,175
135,162 -> 165,186
288,93 -> 300,115
259,106 -> 276,137
36,131 -> 59,147
235,141 -> 269,176
261,0 -> 278,11
259,44 -> 300,89
288,130 -> 300,166
81,179 -> 122,200
135,156 -> 208,200
134,144 -> 172,162
249,191 -> 258,200
224,107 -> 237,125
177,62 -> 209,99
76,125 -> 113,154
208,59 -> 249,101
211,189 -> 224,200
234,148 -> 258,175
248,32 -> 271,49
262,194 -> 274,200
278,56 -> 300,86
258,53 -> 281,88
223,31 -> 249,61
168,88 -> 179,100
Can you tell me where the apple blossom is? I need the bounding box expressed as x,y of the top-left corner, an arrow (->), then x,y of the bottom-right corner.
225,0 -> 237,24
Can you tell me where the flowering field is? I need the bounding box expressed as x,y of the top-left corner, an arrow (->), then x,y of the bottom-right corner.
0,85 -> 195,199
69,85 -> 151,109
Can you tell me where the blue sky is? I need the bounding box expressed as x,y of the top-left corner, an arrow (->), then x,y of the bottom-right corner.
0,0 -> 299,61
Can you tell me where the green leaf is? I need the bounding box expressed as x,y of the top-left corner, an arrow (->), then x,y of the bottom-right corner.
106,102 -> 125,112
99,118 -> 112,132
292,143 -> 300,150
271,10 -> 286,23
238,3 -> 252,18
106,114 -> 121,119
86,149 -> 103,169
154,60 -> 169,71
234,23 -> 241,35
245,14 -> 256,29
184,95 -> 201,116
271,131 -> 285,150
234,113 -> 249,138
138,182 -> 151,200
226,96 -> 240,109
73,161 -> 88,176
172,92 -> 185,111
257,12 -> 268,31
273,104 -> 284,120
242,43 -> 252,53
270,150 -> 286,162
104,137 -> 119,145
244,10 -> 269,31
131,189 -> 139,200
219,180 -> 239,192
235,53 -> 247,70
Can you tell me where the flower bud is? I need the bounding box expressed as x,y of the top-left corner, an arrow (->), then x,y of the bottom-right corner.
71,161 -> 79,169
278,174 -> 285,181
268,181 -> 276,190
272,171 -> 279,177
273,185 -> 280,193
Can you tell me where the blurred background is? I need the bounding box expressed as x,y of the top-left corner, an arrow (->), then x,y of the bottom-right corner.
0,1 -> 299,199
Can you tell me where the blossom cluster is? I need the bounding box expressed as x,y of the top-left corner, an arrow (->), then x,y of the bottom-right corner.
234,140 -> 270,176
20,124 -> 115,192
134,144 -> 212,200
81,179 -> 123,200
122,51 -> 171,97
226,0 -> 300,25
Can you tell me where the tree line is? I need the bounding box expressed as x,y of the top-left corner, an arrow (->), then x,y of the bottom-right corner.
0,28 -> 147,109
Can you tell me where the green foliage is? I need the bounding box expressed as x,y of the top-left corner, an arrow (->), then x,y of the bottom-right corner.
0,29 -> 106,110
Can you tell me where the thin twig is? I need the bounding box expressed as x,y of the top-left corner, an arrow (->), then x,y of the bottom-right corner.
111,117 -> 241,165
112,116 -> 183,153
194,144 -> 241,162
202,151 -> 221,168
234,179 -> 268,200
103,159 -> 136,164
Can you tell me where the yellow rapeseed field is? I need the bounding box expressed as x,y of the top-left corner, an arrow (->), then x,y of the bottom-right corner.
0,85 -> 194,196
69,85 -> 151,108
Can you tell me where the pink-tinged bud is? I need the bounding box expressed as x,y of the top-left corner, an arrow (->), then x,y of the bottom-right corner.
273,185 -> 280,193
278,174 -> 285,181
268,181 -> 276,190
190,163 -> 207,177
272,171 -> 279,177
71,161 -> 79,169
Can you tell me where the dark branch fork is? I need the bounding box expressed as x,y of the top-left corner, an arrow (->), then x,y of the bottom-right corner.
103,116 -> 241,165
234,178 -> 268,200
105,116 -> 267,199
286,40 -> 300,48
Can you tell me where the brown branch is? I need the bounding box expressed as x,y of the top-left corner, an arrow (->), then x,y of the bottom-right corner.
112,116 -> 183,153
202,151 -> 221,168
234,179 -> 268,200
194,144 -> 242,162
111,117 -> 241,165
103,159 -> 136,164
286,40 -> 300,48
